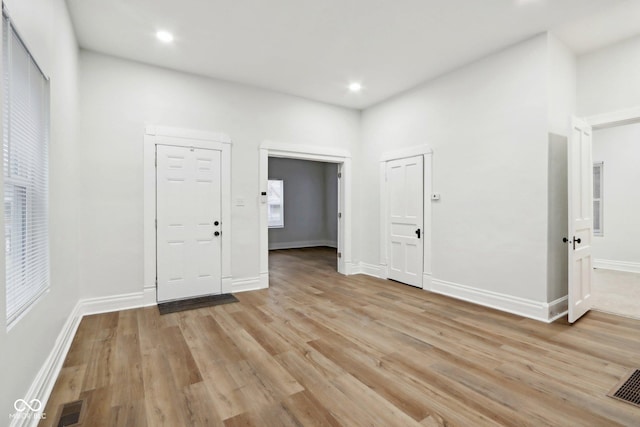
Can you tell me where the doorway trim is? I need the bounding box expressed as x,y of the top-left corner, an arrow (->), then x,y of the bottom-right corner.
585,106 -> 640,129
259,141 -> 352,288
144,126 -> 232,301
380,145 -> 433,289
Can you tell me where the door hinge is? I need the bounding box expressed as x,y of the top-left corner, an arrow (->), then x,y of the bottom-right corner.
338,212 -> 342,219
155,152 -> 157,167
337,172 -> 342,179
338,252 -> 342,258
155,219 -> 157,229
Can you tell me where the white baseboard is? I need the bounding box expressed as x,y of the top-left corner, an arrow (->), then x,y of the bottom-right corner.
357,262 -> 386,278
81,290 -> 157,317
16,275 -> 270,426
430,278 -> 562,323
259,272 -> 269,289
232,276 -> 268,293
10,302 -> 83,427
268,240 -> 337,250
422,273 -> 432,291
547,296 -> 568,322
594,259 -> 640,274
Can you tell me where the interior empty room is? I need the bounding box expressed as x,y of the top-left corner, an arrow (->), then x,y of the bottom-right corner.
2,0 -> 640,426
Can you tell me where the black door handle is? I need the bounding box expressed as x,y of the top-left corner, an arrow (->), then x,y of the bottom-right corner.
562,237 -> 570,243
214,231 -> 220,237
415,229 -> 421,239
573,237 -> 581,250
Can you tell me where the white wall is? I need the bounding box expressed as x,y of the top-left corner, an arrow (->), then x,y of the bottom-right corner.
578,34 -> 640,116
361,34 -> 550,302
546,34 -> 575,302
592,123 -> 640,267
78,51 -> 359,298
0,0 -> 79,417
268,158 -> 337,249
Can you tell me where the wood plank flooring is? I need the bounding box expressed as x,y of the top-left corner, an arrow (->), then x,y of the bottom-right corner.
40,247 -> 640,426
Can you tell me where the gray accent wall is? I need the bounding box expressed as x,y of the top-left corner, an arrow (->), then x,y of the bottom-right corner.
268,158 -> 338,250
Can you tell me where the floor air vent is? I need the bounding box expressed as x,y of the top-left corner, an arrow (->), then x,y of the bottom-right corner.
608,369 -> 640,408
56,399 -> 84,427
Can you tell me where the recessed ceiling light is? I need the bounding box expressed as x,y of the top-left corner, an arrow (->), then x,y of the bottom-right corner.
156,30 -> 174,43
348,82 -> 362,92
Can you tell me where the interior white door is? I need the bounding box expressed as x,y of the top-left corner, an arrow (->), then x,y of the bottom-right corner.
156,144 -> 222,302
387,156 -> 424,287
568,117 -> 594,323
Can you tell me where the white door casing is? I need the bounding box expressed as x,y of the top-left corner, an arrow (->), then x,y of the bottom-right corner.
144,126 -> 232,303
567,117 -> 594,323
156,145 -> 222,302
387,155 -> 424,287
258,141 -> 352,286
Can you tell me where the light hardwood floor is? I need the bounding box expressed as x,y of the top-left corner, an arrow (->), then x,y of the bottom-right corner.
40,247 -> 640,426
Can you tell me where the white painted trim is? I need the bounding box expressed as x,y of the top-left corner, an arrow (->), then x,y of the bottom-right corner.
379,149 -> 433,289
259,141 -> 352,283
81,290 -> 157,317
422,273 -> 433,291
10,302 -> 83,427
268,240 -> 337,250
594,259 -> 640,273
585,106 -> 640,130
356,262 -> 386,278
430,278 -> 562,323
144,125 -> 233,301
547,296 -> 568,322
232,277 -> 268,293
15,273 -> 265,427
145,125 -> 232,144
379,144 -> 433,162
261,141 -> 351,159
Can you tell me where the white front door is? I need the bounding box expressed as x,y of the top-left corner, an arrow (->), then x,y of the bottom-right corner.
156,144 -> 222,302
387,156 -> 424,287
568,117 -> 594,323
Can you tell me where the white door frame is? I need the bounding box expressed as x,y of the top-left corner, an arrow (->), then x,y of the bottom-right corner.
259,141 -> 352,288
585,106 -> 640,129
380,145 -> 433,289
144,126 -> 232,300
568,106 -> 640,320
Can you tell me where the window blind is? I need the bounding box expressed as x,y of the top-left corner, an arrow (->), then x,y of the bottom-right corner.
3,11 -> 50,326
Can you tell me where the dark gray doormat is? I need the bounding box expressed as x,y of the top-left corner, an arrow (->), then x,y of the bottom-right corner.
608,369 -> 640,408
158,293 -> 239,315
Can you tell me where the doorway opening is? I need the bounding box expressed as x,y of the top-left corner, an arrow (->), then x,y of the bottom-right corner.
258,142 -> 352,289
590,120 -> 640,319
267,157 -> 339,273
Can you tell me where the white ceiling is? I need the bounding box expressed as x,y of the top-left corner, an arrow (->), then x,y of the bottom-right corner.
66,0 -> 639,109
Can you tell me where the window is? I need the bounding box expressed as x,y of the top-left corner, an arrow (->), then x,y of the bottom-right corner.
267,179 -> 284,228
3,11 -> 50,326
593,162 -> 603,236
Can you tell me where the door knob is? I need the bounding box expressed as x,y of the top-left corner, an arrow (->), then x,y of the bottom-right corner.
415,228 -> 421,239
573,237 -> 581,250
562,237 -> 570,243
214,221 -> 219,226
214,231 -> 220,237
